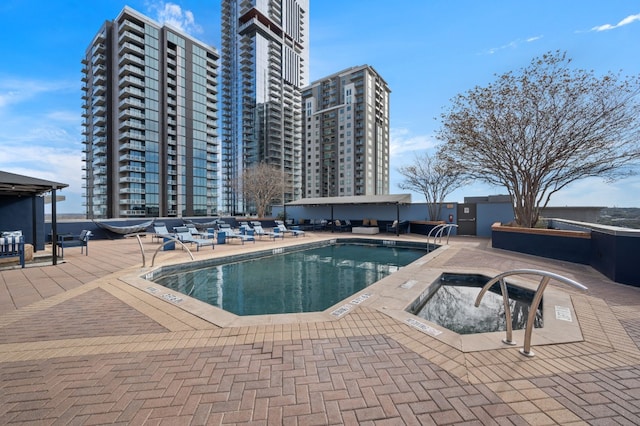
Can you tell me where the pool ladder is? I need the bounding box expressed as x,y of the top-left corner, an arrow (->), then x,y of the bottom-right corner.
427,223 -> 458,252
125,232 -> 195,268
474,269 -> 588,357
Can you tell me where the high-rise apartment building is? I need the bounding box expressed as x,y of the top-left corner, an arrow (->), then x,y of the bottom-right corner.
81,6 -> 219,218
301,65 -> 390,198
221,0 -> 309,215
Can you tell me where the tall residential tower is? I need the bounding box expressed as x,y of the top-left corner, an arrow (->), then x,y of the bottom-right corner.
221,0 -> 309,214
81,7 -> 219,218
301,65 -> 390,198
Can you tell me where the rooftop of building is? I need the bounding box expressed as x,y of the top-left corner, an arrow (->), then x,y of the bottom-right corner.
1,231 -> 639,424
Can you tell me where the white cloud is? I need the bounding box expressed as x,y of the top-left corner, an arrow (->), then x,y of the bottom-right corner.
146,1 -> 202,34
389,128 -> 439,161
483,35 -> 543,55
0,78 -> 75,110
591,13 -> 640,32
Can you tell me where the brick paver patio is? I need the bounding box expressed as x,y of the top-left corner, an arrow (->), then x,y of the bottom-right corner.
0,233 -> 639,425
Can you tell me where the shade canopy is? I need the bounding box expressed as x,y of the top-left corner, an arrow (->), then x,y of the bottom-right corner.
0,171 -> 68,197
285,194 -> 412,207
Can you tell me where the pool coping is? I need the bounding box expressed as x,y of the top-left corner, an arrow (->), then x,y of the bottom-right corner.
120,237 -> 436,328
120,240 -> 585,353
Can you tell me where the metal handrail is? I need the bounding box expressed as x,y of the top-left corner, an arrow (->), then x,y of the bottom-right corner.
474,269 -> 588,357
427,223 -> 458,252
124,232 -> 195,268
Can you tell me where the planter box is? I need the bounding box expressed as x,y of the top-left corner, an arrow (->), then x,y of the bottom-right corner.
491,223 -> 591,264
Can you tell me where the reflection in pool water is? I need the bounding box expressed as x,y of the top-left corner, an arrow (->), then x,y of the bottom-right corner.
410,273 -> 542,334
154,243 -> 426,316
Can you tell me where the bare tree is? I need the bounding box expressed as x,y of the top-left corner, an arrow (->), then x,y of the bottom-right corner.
437,51 -> 640,227
398,150 -> 468,221
241,163 -> 286,218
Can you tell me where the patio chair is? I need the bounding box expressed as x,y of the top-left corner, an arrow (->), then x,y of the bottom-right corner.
386,220 -> 409,234
152,222 -> 173,243
173,226 -> 214,251
334,219 -> 352,232
57,230 -> 92,258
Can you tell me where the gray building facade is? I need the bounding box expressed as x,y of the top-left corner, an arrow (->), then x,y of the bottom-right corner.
81,7 -> 219,218
221,0 -> 309,215
301,65 -> 390,198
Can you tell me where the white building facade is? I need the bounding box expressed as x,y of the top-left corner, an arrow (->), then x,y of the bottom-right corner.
302,65 -> 390,198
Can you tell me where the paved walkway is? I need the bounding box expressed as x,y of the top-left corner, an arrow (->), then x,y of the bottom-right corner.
0,233 -> 639,425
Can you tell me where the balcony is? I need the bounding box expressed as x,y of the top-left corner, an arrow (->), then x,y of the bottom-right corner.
118,108 -> 144,120
119,165 -> 145,173
119,130 -> 145,141
119,75 -> 144,89
119,119 -> 145,131
93,84 -> 106,96
119,187 -> 146,194
119,153 -> 145,162
119,64 -> 144,78
119,19 -> 145,36
92,115 -> 106,127
119,176 -> 146,184
118,30 -> 144,46
119,141 -> 145,152
118,97 -> 145,110
120,86 -> 145,99
92,54 -> 106,65
118,53 -> 144,67
119,41 -> 144,56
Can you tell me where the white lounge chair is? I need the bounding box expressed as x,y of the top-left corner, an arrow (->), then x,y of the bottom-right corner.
173,226 -> 214,251
275,220 -> 305,237
218,224 -> 255,244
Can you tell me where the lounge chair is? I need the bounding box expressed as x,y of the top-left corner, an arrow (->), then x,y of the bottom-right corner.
250,221 -> 269,239
152,222 -> 173,243
219,225 -> 255,244
271,227 -> 285,240
184,223 -> 205,238
173,226 -> 214,251
275,220 -> 305,237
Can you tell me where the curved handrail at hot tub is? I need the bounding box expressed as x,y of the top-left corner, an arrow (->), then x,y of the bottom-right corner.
427,223 -> 458,252
474,269 -> 588,357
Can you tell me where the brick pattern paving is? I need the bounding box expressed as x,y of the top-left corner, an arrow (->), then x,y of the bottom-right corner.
0,288 -> 169,344
2,236 -> 640,424
531,368 -> 640,424
0,334 -> 526,425
620,318 -> 640,351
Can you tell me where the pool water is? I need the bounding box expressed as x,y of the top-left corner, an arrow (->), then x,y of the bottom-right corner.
410,273 -> 542,334
154,243 -> 426,316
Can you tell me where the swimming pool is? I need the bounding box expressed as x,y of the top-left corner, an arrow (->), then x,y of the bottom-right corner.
150,240 -> 428,316
408,273 -> 542,334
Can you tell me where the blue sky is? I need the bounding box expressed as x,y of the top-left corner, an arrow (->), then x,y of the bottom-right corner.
0,1 -> 639,213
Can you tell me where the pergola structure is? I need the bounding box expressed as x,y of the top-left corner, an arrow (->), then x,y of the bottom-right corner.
0,171 -> 68,265
284,194 -> 412,235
